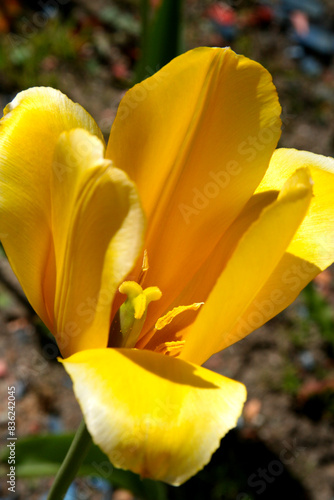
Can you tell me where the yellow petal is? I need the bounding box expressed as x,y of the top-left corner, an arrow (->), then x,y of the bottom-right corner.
61,348 -> 246,485
143,190 -> 278,352
0,88 -> 103,329
257,148 -> 334,270
225,148 -> 334,342
224,253 -> 320,346
51,129 -> 145,357
107,47 -> 281,330
179,168 -> 313,365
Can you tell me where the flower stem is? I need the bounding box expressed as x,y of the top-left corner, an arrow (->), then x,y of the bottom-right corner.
47,419 -> 92,500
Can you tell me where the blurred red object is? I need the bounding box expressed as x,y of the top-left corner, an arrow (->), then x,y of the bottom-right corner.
0,359 -> 8,378
314,268 -> 332,298
291,10 -> 309,36
246,5 -> 274,27
297,378 -> 334,404
112,61 -> 130,80
0,0 -> 22,32
4,0 -> 21,16
150,0 -> 163,10
206,2 -> 236,27
0,13 -> 9,33
243,398 -> 262,424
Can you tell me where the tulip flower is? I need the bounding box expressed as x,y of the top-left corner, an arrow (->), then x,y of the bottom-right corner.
0,47 -> 333,488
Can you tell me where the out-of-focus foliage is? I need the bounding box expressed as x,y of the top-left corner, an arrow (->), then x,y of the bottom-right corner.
0,17 -> 79,89
0,433 -> 168,500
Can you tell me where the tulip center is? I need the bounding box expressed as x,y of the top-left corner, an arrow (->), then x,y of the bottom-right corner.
111,251 -> 204,354
117,281 -> 162,348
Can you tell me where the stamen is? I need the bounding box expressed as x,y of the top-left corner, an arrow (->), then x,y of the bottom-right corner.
138,249 -> 149,286
155,303 -> 204,330
155,340 -> 186,357
136,302 -> 204,350
118,280 -> 161,348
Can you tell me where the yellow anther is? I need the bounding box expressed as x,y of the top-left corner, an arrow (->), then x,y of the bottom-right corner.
118,280 -> 161,348
133,293 -> 147,320
119,281 -> 143,300
155,302 -> 204,331
132,287 -> 161,320
155,340 -> 186,357
144,286 -> 162,302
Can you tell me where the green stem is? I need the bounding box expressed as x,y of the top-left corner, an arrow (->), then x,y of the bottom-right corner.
47,420 -> 92,500
140,0 -> 150,57
135,0 -> 184,83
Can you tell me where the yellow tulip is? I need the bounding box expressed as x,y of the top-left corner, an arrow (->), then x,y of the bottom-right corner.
0,47 -> 333,485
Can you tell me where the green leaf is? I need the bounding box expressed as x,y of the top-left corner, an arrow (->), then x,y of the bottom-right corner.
0,433 -> 167,500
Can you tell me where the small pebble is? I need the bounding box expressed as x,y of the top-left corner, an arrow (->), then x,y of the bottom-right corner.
210,21 -> 238,41
0,359 -> 8,378
47,414 -> 64,434
299,56 -> 323,77
0,412 -> 9,425
14,327 -> 30,345
296,304 -> 309,319
236,415 -> 245,429
284,45 -> 305,60
298,350 -> 315,371
243,398 -> 262,424
88,476 -> 113,493
112,489 -> 135,500
28,421 -> 42,434
15,379 -> 28,400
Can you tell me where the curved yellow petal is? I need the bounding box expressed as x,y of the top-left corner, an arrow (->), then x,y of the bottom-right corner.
223,253 -> 320,347
141,190 -> 277,352
257,148 -> 334,270
61,348 -> 246,485
224,148 -> 334,343
179,168 -> 313,365
51,129 -> 145,357
0,88 -> 103,329
107,47 -> 281,329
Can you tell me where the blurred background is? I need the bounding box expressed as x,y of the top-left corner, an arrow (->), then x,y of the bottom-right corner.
0,0 -> 334,499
